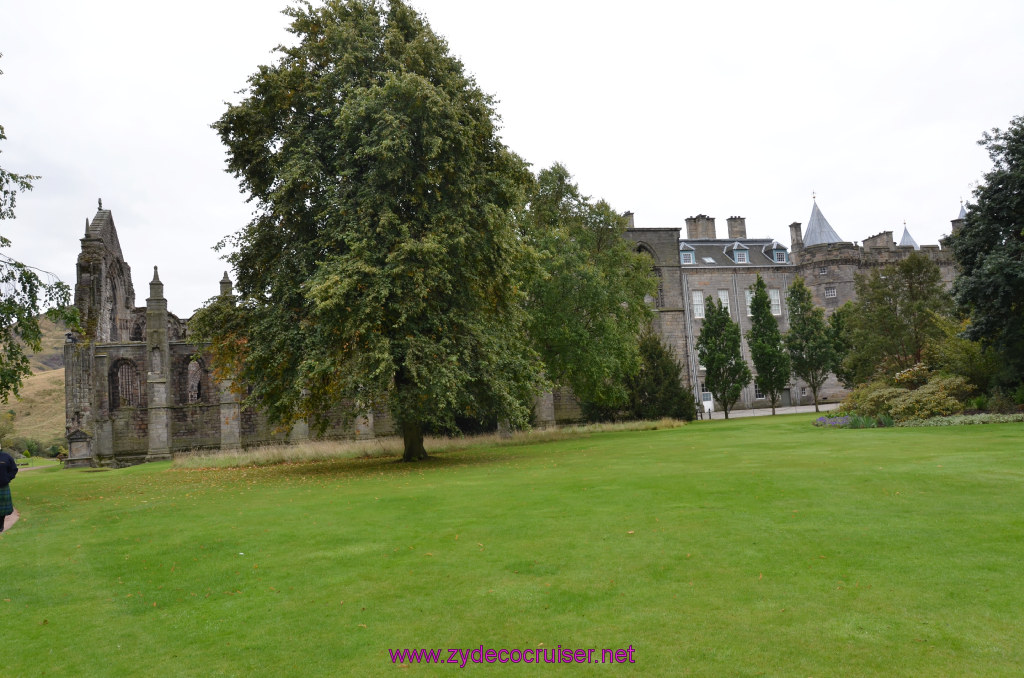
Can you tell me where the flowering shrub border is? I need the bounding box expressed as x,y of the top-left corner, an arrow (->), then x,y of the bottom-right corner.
896,413 -> 1024,427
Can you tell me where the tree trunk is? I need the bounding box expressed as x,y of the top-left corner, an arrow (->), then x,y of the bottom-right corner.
401,420 -> 427,462
812,387 -> 820,412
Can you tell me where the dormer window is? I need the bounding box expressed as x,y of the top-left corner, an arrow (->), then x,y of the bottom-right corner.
774,250 -> 787,263
735,250 -> 748,264
681,251 -> 695,265
725,241 -> 749,264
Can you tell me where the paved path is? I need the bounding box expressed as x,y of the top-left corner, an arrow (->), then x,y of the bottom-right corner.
697,402 -> 840,420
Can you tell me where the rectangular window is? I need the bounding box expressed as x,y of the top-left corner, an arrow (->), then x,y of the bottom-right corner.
754,385 -> 765,399
769,289 -> 782,316
744,289 -> 753,316
801,387 -> 807,398
681,251 -> 695,265
718,290 -> 730,314
691,291 -> 705,319
819,266 -> 827,275
825,285 -> 837,299
774,251 -> 787,263
735,250 -> 748,264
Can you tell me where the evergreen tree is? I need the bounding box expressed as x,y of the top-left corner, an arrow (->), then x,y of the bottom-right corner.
952,114 -> 1024,385
785,277 -> 835,412
746,275 -> 790,414
626,331 -> 696,421
192,1 -> 542,461
695,296 -> 751,419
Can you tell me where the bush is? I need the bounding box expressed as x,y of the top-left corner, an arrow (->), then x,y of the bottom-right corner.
989,388 -> 1019,414
892,363 -> 930,389
840,381 -> 907,417
887,376 -> 966,422
897,413 -> 1024,427
967,395 -> 990,411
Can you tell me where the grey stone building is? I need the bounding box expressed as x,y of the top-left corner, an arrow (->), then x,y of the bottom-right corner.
624,201 -> 958,413
64,203 -> 389,468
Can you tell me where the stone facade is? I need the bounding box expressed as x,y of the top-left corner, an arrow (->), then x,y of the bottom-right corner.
624,207 -> 958,413
64,204 -> 394,468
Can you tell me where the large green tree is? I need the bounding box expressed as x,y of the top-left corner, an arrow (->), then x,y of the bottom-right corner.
0,56 -> 75,402
952,115 -> 1024,385
192,1 -> 542,461
746,275 -> 790,414
785,277 -> 835,412
521,163 -> 655,414
695,296 -> 751,419
625,330 -> 696,421
842,253 -> 952,383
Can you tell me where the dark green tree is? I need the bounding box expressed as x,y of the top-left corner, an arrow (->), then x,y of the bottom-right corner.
522,164 -> 655,415
785,277 -> 835,411
952,114 -> 1024,385
695,296 -> 751,419
745,274 -> 790,414
0,56 -> 76,403
828,301 -> 856,389
625,330 -> 696,421
843,253 -> 952,383
192,1 -> 542,461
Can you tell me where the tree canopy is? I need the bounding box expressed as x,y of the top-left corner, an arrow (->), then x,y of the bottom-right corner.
785,277 -> 834,411
521,163 -> 654,414
746,275 -> 790,414
192,0 -> 542,460
952,114 -> 1024,385
624,331 -> 696,422
0,56 -> 75,402
695,296 -> 750,419
841,253 -> 951,383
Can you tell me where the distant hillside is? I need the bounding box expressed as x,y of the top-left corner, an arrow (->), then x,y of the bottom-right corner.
28,315 -> 68,372
4,368 -> 66,446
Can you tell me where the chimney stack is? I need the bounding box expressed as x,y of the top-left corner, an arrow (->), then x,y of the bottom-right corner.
623,211 -> 635,228
789,222 -> 804,252
685,215 -> 716,240
727,216 -> 747,239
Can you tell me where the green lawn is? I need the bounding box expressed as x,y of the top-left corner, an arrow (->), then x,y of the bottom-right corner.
4,415 -> 1023,676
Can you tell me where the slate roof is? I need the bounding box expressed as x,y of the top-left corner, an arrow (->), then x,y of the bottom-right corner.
898,226 -> 920,249
958,204 -> 967,219
678,238 -> 791,267
803,200 -> 845,247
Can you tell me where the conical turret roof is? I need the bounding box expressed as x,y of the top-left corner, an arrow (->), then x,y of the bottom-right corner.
803,200 -> 844,247
899,226 -> 919,249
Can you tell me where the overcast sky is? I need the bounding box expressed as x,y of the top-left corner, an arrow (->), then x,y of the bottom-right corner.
2,0 -> 1022,317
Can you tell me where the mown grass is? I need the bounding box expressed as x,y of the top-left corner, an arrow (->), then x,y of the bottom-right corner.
4,414 -> 1023,676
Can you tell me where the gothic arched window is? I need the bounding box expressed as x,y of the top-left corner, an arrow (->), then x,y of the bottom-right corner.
109,359 -> 140,410
187,361 -> 204,404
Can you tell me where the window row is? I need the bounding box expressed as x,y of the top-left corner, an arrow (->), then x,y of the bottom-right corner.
691,289 -> 782,319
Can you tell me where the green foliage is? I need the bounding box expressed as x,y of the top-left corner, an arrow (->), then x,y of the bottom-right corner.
987,388 -> 1019,414
695,296 -> 751,418
785,277 -> 835,411
887,376 -> 967,422
840,381 -> 908,418
896,413 -> 1024,426
842,253 -> 952,384
922,314 -> 1000,392
0,57 -> 78,403
624,331 -> 696,421
952,114 -> 1024,385
828,302 -> 856,388
194,1 -> 542,460
745,275 -> 790,414
522,164 -> 655,413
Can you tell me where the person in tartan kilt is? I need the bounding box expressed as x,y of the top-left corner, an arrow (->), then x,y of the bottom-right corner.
0,444 -> 17,532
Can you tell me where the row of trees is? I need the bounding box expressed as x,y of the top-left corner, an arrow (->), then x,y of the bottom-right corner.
694,276 -> 839,419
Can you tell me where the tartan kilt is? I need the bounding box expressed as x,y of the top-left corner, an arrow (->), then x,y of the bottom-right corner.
0,485 -> 12,516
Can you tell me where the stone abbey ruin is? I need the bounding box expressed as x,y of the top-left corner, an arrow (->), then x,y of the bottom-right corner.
63,201 -> 960,467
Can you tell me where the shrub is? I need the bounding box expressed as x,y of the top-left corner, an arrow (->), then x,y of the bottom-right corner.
989,388 -> 1019,414
892,362 -> 930,389
897,413 -> 1024,427
840,381 -> 907,417
887,376 -> 966,422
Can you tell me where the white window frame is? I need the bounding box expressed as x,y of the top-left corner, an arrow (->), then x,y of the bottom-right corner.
744,289 -> 753,316
774,251 -> 787,263
718,289 -> 730,314
819,266 -> 827,275
681,251 -> 695,265
769,289 -> 782,316
735,250 -> 748,264
754,384 -> 765,399
691,291 -> 705,319
824,285 -> 837,299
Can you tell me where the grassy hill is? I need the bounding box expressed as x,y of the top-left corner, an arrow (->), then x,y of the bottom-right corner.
28,315 -> 68,372
3,316 -> 70,451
